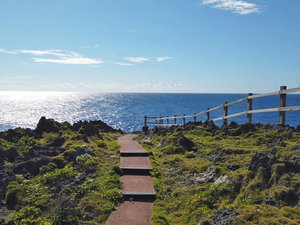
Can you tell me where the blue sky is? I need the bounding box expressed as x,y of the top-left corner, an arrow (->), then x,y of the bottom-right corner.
0,0 -> 299,93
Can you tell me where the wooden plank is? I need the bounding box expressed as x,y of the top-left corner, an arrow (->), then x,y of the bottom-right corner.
208,105 -> 223,112
225,97 -> 248,107
248,108 -> 279,114
279,106 -> 300,111
195,110 -> 207,116
248,91 -> 279,99
281,87 -> 300,94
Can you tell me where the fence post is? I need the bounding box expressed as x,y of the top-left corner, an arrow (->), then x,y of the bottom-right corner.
206,108 -> 210,121
193,113 -> 197,122
161,117 -> 163,124
167,116 -> 169,125
142,115 -> 148,132
174,115 -> 177,125
223,102 -> 228,125
183,114 -> 186,125
247,93 -> 253,123
279,86 -> 287,125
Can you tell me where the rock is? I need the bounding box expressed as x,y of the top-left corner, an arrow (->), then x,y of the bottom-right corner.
56,173 -> 87,194
285,155 -> 300,173
249,153 -> 277,173
214,175 -> 232,185
210,208 -> 239,225
75,146 -> 94,156
203,121 -> 219,133
208,149 -> 227,164
47,137 -> 65,147
78,123 -> 101,137
13,156 -> 53,175
35,117 -> 61,134
227,165 -> 241,171
230,123 -> 256,136
28,146 -> 65,157
179,133 -> 195,150
3,148 -> 19,163
191,167 -> 216,185
0,149 -> 4,164
0,165 -> 15,203
254,198 -> 280,208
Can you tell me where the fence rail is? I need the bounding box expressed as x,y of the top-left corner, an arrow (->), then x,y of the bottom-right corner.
142,86 -> 300,131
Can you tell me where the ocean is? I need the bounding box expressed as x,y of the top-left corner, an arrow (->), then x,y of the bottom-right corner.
0,92 -> 299,133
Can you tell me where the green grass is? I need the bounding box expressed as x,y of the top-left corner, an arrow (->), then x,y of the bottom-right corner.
137,123 -> 300,224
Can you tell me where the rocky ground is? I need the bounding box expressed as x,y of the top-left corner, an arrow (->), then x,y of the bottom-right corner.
138,121 -> 300,225
0,117 -> 123,224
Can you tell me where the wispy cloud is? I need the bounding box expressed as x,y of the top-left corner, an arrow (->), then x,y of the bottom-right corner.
157,56 -> 172,62
1,48 -> 103,65
200,0 -> 260,15
123,57 -> 150,63
113,62 -> 134,66
32,51 -> 103,65
0,48 -> 16,54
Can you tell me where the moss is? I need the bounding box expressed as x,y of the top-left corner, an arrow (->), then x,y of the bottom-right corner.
140,123 -> 300,224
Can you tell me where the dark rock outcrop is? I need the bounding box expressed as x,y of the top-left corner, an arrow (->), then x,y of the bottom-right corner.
210,208 -> 239,225
248,153 -> 277,173
35,117 -> 61,134
0,166 -> 15,204
13,156 -> 53,175
28,146 -> 65,157
3,148 -> 19,163
285,155 -> 300,173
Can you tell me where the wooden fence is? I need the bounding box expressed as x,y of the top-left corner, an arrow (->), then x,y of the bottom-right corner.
142,86 -> 300,131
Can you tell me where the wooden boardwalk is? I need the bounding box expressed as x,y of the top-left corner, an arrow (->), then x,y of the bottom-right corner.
106,134 -> 156,225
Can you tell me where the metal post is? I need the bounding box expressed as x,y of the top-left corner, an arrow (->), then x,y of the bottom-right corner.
183,114 -> 186,125
279,86 -> 287,125
155,120 -> 158,126
247,93 -> 253,123
167,116 -> 169,124
206,108 -> 210,121
161,117 -> 164,124
142,115 -> 148,132
193,113 -> 196,122
174,115 -> 177,124
223,102 -> 228,125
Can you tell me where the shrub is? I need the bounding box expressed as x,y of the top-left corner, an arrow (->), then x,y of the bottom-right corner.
40,165 -> 77,185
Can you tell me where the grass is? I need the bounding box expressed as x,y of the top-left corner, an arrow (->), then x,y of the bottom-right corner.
138,122 -> 300,224
2,121 -> 123,225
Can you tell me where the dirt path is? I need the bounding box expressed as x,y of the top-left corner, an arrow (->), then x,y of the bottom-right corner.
106,134 -> 155,225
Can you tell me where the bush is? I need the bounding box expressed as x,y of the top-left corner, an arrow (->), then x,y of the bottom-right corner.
40,165 -> 77,185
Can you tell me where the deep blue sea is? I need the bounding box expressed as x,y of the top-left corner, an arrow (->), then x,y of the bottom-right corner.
0,92 -> 299,133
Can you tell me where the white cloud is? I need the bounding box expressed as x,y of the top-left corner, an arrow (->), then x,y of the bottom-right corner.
123,57 -> 150,63
113,62 -> 134,66
157,56 -> 172,62
0,48 -> 16,54
33,57 -> 103,65
19,49 -> 103,65
201,0 -> 260,15
18,49 -> 66,56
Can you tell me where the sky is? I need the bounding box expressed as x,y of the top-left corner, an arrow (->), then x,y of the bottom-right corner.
0,0 -> 300,93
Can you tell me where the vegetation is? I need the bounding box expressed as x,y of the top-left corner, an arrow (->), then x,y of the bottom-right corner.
137,121 -> 300,225
0,118 -> 123,224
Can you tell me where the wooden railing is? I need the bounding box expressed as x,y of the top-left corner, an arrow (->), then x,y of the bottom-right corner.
142,86 -> 300,131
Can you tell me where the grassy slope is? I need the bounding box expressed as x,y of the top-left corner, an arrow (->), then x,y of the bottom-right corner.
1,123 -> 123,224
138,122 -> 300,225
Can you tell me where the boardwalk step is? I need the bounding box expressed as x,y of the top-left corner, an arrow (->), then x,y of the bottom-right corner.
123,191 -> 156,201
121,167 -> 153,175
120,152 -> 149,157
